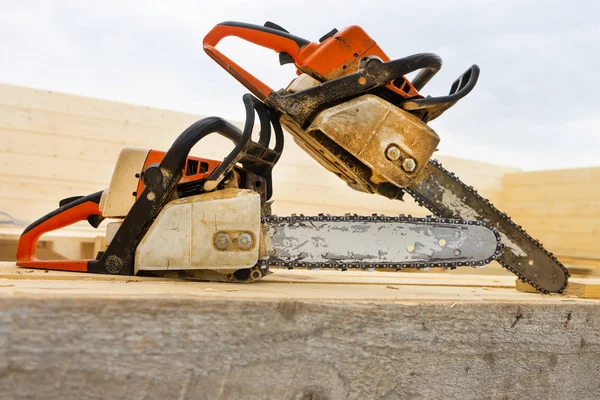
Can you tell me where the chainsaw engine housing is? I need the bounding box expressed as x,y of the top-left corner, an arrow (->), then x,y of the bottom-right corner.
281,75 -> 440,195
135,189 -> 262,274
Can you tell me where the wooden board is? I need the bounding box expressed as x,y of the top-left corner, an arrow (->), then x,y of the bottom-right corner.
1,261 -> 600,399
0,262 -> 516,287
0,225 -> 101,240
503,167 -> 600,260
516,277 -> 600,299
2,263 -> 597,301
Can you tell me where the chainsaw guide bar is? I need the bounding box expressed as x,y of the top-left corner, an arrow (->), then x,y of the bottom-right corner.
406,159 -> 569,293
259,214 -> 502,270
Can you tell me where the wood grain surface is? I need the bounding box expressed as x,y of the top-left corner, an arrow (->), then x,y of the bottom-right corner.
1,262 -> 600,399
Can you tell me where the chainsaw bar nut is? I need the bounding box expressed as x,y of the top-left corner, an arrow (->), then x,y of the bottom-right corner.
402,158 -> 417,173
214,232 -> 231,250
385,145 -> 401,161
238,233 -> 254,250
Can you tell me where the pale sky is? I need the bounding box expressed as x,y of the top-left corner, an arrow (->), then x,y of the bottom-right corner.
1,0 -> 599,170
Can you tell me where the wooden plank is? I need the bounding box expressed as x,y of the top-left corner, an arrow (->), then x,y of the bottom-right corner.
529,232 -> 600,253
0,151 -> 114,185
0,104 -> 177,145
1,262 -> 599,302
505,183 -> 600,201
0,175 -> 100,201
266,268 -> 515,287
0,261 -> 599,399
516,278 -> 600,299
0,122 -> 247,168
511,217 -> 600,235
535,232 -> 600,254
504,166 -> 600,187
503,166 -> 600,261
0,83 -> 203,130
0,199 -> 67,224
0,262 -> 515,287
0,226 -> 103,241
503,199 -> 600,218
560,256 -> 600,269
0,226 -> 105,262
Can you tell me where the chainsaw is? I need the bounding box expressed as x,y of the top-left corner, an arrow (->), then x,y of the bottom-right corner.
16,94 -> 502,282
202,21 -> 569,293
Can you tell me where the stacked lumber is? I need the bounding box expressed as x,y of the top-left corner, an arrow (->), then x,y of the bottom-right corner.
503,168 -> 600,260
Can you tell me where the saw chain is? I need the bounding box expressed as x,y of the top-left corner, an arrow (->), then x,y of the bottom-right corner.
405,159 -> 570,293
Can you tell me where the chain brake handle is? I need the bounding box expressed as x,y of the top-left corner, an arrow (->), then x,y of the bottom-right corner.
401,64 -> 480,122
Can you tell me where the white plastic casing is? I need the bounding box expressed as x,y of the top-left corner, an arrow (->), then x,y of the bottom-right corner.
99,148 -> 149,218
134,189 -> 261,273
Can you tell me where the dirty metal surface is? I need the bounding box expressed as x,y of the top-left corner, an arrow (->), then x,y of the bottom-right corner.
308,95 -> 439,187
406,159 -> 570,293
261,214 -> 501,269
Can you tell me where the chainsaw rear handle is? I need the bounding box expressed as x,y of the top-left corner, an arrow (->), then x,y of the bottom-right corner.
16,191 -> 104,271
203,21 -> 313,100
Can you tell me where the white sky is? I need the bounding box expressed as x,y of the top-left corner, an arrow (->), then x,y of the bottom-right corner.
1,0 -> 599,170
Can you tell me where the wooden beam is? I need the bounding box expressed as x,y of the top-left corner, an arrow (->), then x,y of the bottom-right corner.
1,262 -> 600,399
516,277 -> 600,299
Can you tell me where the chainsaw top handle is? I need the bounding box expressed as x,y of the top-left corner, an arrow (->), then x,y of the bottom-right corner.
203,21 -> 313,100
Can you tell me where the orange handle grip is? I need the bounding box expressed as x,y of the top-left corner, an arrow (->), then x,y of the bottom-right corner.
203,21 -> 313,100
16,191 -> 104,272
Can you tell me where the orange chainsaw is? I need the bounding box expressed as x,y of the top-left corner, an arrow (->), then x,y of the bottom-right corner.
201,21 -> 568,293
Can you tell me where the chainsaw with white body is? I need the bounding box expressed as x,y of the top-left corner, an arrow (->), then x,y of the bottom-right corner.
16,95 -> 501,281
